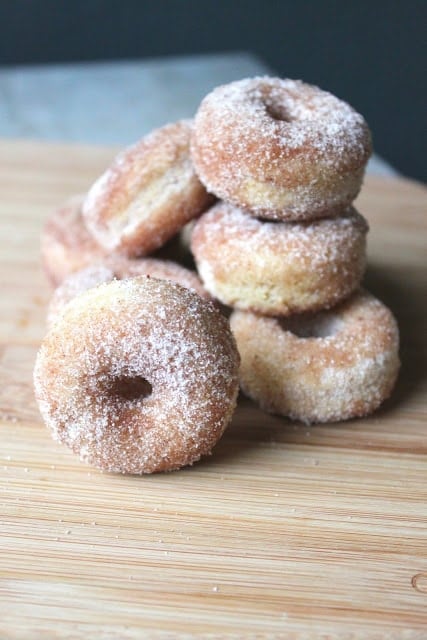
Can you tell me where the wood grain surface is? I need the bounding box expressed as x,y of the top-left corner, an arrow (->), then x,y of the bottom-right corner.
0,140 -> 426,639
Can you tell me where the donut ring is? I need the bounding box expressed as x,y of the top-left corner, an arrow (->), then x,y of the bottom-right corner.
83,120 -> 214,257
230,290 -> 400,424
191,201 -> 368,316
41,194 -> 106,286
34,277 -> 240,473
191,77 -> 372,220
47,256 -> 210,327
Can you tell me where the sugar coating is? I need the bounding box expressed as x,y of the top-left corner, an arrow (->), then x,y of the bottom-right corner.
191,77 -> 372,219
47,263 -> 115,327
191,201 -> 368,316
41,194 -> 106,286
34,277 -> 240,473
230,290 -> 400,424
82,120 -> 214,257
47,256 -> 210,327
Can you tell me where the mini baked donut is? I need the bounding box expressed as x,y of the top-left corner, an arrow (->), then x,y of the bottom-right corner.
41,194 -> 106,286
47,256 -> 210,327
191,77 -> 372,220
34,277 -> 240,474
191,201 -> 368,316
46,262 -> 114,328
83,120 -> 215,257
230,290 -> 400,424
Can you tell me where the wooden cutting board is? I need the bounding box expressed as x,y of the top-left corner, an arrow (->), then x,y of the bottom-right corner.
1,140 -> 426,639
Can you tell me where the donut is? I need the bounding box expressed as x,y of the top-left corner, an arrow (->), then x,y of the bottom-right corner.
47,256 -> 210,327
34,277 -> 240,474
191,77 -> 372,220
191,201 -> 368,316
230,290 -> 400,424
41,194 -> 106,286
82,120 -> 215,257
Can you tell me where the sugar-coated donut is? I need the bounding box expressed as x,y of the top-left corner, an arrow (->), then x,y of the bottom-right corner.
41,194 -> 106,286
230,290 -> 400,424
83,120 -> 214,257
191,201 -> 368,316
191,77 -> 372,220
34,277 -> 240,473
47,256 -> 210,327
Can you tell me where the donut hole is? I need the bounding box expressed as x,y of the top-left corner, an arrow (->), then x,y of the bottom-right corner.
264,101 -> 292,123
109,376 -> 153,402
280,312 -> 342,339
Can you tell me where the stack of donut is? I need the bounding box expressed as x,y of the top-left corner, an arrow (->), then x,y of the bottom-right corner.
190,77 -> 400,424
34,76 -> 400,475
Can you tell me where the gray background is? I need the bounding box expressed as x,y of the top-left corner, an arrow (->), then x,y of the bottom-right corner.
0,0 -> 425,181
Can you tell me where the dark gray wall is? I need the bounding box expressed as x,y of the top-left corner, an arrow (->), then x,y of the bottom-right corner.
0,0 -> 425,181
